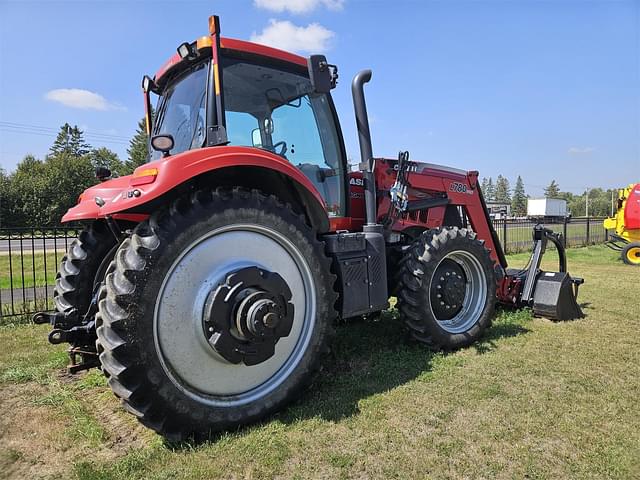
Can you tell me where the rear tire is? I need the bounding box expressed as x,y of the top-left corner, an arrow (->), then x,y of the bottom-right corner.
397,227 -> 497,350
621,242 -> 640,265
96,188 -> 337,440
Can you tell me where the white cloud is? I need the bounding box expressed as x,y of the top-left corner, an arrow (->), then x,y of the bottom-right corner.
44,88 -> 125,111
568,146 -> 595,155
251,20 -> 335,53
254,0 -> 344,14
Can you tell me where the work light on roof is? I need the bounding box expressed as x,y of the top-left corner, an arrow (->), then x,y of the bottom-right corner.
177,42 -> 197,60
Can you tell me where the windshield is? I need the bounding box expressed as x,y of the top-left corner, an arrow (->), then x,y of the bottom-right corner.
152,61 -> 208,160
222,56 -> 345,217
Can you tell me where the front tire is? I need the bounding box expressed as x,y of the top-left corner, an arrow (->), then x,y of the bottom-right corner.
54,221 -> 117,315
96,188 -> 336,440
397,227 -> 497,350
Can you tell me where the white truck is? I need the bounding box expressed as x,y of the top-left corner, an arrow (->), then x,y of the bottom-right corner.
527,198 -> 568,221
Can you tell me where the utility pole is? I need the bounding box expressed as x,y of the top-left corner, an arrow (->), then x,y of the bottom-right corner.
585,188 -> 589,217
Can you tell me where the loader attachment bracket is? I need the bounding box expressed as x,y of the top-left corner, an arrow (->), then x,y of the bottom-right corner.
517,225 -> 584,321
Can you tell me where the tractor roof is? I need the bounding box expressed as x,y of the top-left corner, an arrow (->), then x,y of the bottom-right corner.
154,37 -> 307,84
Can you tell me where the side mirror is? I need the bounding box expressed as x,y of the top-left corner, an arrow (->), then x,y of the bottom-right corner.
151,134 -> 174,157
307,55 -> 338,94
95,166 -> 112,182
251,128 -> 262,147
141,75 -> 159,94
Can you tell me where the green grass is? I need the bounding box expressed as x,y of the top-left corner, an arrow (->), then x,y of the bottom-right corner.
0,245 -> 638,479
0,251 -> 63,290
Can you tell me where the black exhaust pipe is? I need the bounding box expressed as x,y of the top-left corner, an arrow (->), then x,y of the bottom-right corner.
351,70 -> 376,226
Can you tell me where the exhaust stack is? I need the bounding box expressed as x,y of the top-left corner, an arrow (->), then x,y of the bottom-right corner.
351,70 -> 376,226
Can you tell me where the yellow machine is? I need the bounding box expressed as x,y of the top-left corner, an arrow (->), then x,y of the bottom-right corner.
604,183 -> 640,265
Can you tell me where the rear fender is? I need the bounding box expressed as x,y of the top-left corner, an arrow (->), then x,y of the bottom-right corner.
62,146 -> 330,232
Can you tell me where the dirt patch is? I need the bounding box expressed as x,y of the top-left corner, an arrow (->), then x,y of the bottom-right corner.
0,377 -> 154,480
0,383 -> 70,480
83,390 -> 153,453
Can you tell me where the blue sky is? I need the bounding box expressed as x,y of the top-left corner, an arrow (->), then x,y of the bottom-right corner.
0,0 -> 638,196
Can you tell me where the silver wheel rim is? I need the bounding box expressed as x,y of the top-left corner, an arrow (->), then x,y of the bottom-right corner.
153,224 -> 316,407
429,250 -> 487,334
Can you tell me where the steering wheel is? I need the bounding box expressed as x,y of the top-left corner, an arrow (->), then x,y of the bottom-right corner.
272,141 -> 288,157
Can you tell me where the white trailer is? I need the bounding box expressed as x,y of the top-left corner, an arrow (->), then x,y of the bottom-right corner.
527,198 -> 567,219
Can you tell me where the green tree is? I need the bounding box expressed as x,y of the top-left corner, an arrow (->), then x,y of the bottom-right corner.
494,175 -> 511,203
42,153 -> 96,224
483,177 -> 495,201
0,168 -> 10,228
511,175 -> 527,216
5,151 -> 97,227
90,147 -> 126,177
544,180 -> 560,198
50,123 -> 91,157
7,155 -> 49,226
585,188 -> 615,217
126,113 -> 152,173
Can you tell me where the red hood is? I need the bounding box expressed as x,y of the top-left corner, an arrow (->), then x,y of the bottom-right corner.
62,175 -> 138,223
62,146 -> 326,225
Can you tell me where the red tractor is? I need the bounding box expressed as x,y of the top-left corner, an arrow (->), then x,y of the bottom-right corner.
34,15 -> 584,440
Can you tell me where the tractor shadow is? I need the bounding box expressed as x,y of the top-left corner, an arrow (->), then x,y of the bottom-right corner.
167,307 -> 531,447
471,315 -> 530,355
276,306 -> 530,425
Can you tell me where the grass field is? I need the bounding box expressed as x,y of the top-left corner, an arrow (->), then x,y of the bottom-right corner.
0,245 -> 638,479
0,252 -> 63,290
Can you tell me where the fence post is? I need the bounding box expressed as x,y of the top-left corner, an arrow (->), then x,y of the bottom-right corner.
563,217 -> 568,248
503,219 -> 508,254
586,216 -> 590,245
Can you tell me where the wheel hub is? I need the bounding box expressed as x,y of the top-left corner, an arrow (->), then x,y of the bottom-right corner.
431,259 -> 466,320
203,266 -> 294,366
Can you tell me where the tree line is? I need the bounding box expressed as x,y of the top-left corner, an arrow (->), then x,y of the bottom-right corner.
481,175 -> 617,218
0,120 -> 149,227
0,121 -> 620,227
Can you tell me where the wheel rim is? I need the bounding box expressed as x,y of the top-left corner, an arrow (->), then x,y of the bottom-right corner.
626,246 -> 640,265
429,250 -> 488,334
153,224 -> 316,407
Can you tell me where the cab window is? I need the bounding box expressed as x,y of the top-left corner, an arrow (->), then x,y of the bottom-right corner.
221,56 -> 345,217
152,62 -> 208,160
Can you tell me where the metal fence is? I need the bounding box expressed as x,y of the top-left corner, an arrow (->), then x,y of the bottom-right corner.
492,216 -> 608,254
0,227 -> 80,321
0,218 -> 608,322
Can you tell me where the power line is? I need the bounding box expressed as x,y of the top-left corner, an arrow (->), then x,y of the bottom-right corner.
0,125 -> 129,147
0,121 -> 131,140
0,121 -> 131,143
0,127 -> 130,145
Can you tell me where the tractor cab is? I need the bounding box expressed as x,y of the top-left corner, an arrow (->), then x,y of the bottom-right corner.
145,31 -> 347,217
